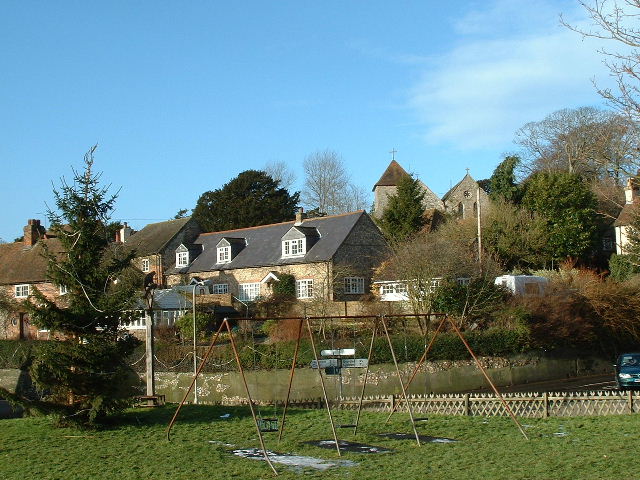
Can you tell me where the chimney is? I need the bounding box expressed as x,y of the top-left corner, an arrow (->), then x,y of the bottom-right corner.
24,219 -> 44,247
295,207 -> 305,226
117,222 -> 133,243
625,174 -> 639,204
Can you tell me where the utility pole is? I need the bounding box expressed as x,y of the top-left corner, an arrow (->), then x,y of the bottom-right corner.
143,274 -> 157,403
477,187 -> 482,269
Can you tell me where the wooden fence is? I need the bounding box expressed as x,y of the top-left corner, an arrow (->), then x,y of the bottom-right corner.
278,391 -> 637,418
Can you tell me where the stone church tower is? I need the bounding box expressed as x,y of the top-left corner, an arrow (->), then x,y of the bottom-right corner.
372,160 -> 444,218
372,161 -> 489,221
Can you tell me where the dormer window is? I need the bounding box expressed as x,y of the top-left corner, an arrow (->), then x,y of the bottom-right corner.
176,251 -> 189,267
216,237 -> 245,264
283,238 -> 305,257
217,246 -> 231,263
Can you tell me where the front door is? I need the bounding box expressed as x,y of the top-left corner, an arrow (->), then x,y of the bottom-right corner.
19,313 -> 30,340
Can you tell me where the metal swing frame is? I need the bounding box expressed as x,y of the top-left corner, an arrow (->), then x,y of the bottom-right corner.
165,313 -> 528,476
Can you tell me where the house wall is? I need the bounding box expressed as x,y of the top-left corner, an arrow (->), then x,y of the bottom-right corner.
332,214 -> 390,302
0,282 -> 60,340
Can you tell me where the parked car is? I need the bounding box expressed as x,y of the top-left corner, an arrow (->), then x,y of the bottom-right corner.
615,353 -> 640,390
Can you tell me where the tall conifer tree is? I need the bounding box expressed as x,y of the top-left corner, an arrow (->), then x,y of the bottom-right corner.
23,147 -> 140,426
379,175 -> 426,243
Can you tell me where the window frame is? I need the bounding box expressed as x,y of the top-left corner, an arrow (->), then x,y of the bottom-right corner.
212,283 -> 229,294
141,258 -> 150,272
15,284 -> 29,298
59,285 -> 69,295
176,251 -> 189,268
296,279 -> 314,299
344,277 -> 365,294
217,246 -> 231,264
282,238 -> 306,258
238,282 -> 261,301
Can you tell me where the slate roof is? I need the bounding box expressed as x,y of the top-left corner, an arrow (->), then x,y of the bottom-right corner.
0,238 -> 64,285
373,160 -> 410,190
124,217 -> 192,256
176,211 -> 366,274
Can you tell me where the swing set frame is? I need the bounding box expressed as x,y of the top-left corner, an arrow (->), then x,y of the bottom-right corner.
166,313 -> 528,476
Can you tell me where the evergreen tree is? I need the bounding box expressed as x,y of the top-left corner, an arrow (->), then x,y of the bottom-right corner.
521,171 -> 599,263
378,175 -> 426,243
193,170 -> 300,231
23,147 -> 140,427
489,155 -> 521,203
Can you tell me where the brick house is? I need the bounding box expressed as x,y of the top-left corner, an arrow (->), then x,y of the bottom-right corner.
0,220 -> 64,340
165,210 -> 389,313
119,217 -> 201,287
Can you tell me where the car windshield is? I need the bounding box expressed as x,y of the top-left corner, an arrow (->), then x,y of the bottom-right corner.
619,355 -> 640,367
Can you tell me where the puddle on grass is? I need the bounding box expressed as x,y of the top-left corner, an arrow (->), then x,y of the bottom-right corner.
378,433 -> 458,443
233,448 -> 357,471
304,439 -> 392,453
209,440 -> 235,447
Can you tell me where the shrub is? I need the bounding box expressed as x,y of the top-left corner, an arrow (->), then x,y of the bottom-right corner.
0,340 -> 38,369
608,254 -> 640,282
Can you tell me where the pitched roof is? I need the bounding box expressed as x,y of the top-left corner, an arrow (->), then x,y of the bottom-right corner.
124,217 -> 192,256
373,160 -> 410,190
0,238 -> 64,285
178,211 -> 367,274
442,173 -> 484,201
615,202 -> 639,227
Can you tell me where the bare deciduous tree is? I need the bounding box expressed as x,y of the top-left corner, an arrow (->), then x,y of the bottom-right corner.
302,149 -> 369,215
514,106 -> 639,181
563,1 -> 640,123
264,160 -> 297,191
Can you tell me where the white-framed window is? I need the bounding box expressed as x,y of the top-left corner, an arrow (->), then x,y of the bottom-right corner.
296,279 -> 314,299
15,284 -> 29,298
176,251 -> 189,267
282,238 -> 305,257
212,283 -> 229,294
239,283 -> 261,301
161,310 -> 182,327
217,246 -> 231,263
428,278 -> 442,293
122,311 -> 147,330
456,277 -> 471,286
141,258 -> 150,272
59,285 -> 69,295
344,277 -> 365,294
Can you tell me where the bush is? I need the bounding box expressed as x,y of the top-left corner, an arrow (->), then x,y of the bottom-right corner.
0,340 -> 38,369
609,254 -> 640,282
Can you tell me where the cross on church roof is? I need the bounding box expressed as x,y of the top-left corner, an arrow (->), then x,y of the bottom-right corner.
465,168 -> 470,175
389,148 -> 397,161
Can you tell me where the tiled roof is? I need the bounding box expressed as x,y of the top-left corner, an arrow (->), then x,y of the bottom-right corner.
175,211 -> 366,274
124,217 -> 192,256
615,202 -> 639,227
373,160 -> 410,189
0,238 -> 64,285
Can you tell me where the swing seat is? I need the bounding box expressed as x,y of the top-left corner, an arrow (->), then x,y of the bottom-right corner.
258,417 -> 279,432
414,417 -> 429,422
337,424 -> 357,428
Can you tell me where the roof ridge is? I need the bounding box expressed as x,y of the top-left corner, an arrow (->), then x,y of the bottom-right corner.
199,211 -> 364,237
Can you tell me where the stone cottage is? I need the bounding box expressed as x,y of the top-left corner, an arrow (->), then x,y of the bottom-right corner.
165,210 -> 389,313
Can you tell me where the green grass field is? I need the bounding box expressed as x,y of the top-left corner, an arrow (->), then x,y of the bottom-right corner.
0,405 -> 636,480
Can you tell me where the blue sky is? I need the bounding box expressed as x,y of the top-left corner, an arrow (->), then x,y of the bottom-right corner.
0,0 -> 616,241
